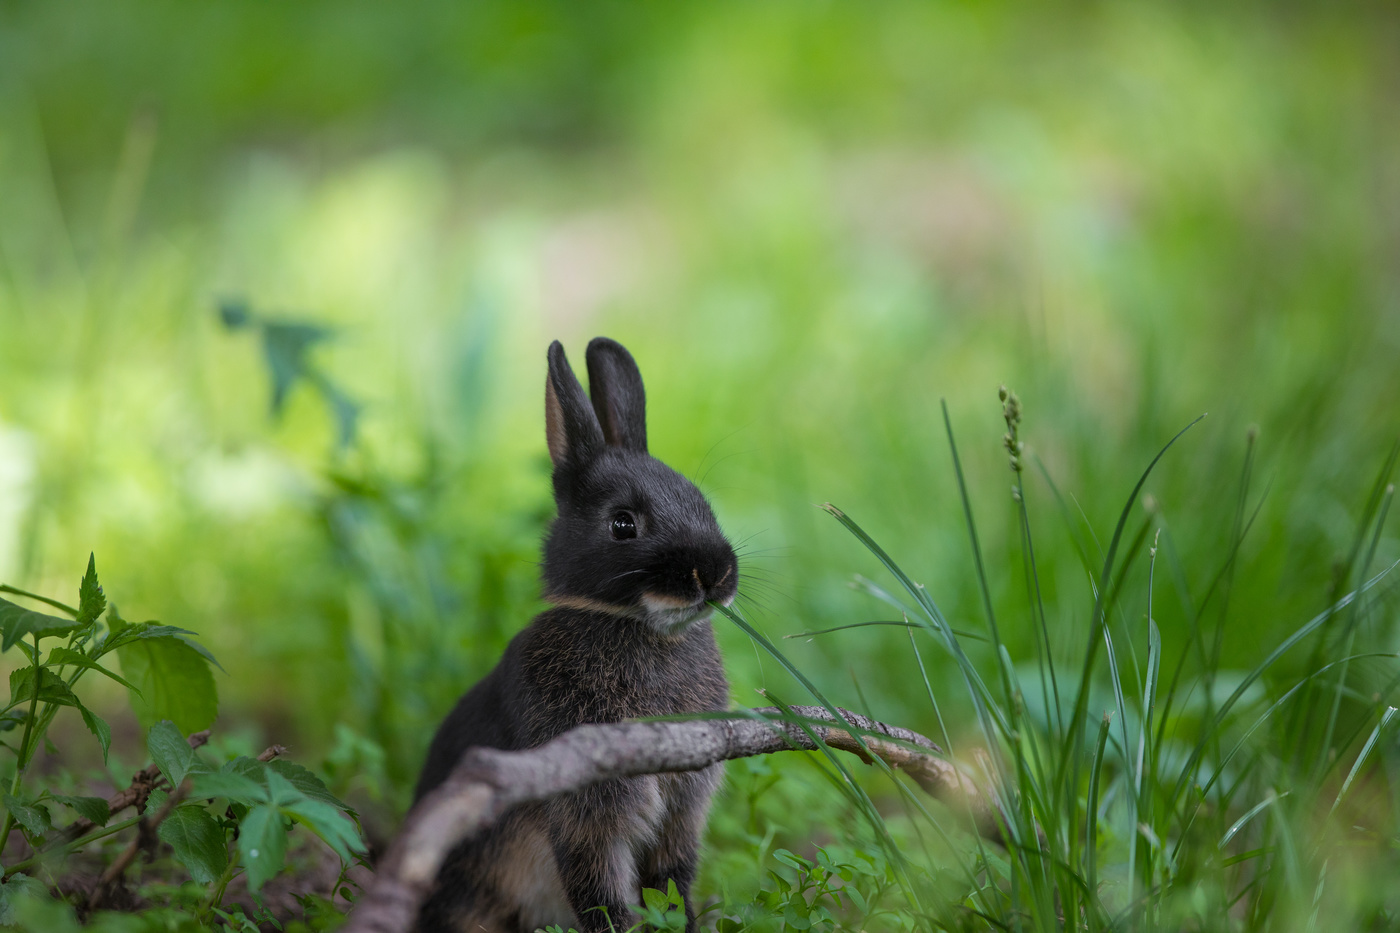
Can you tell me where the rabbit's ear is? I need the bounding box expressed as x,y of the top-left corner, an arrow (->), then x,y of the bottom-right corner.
585,337 -> 647,453
546,341 -> 604,467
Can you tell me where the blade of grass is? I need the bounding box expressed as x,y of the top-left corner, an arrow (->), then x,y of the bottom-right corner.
784,619 -> 986,642
1084,712 -> 1113,931
1313,483 -> 1393,788
1058,415 -> 1206,830
1167,560 -> 1400,815
1329,705 -> 1398,818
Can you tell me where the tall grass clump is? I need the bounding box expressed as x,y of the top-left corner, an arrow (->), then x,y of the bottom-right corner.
712,392 -> 1399,932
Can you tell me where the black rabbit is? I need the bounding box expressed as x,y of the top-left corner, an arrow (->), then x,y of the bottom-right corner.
414,337 -> 737,933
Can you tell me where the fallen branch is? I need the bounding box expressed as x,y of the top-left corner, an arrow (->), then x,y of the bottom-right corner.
344,706 -> 999,933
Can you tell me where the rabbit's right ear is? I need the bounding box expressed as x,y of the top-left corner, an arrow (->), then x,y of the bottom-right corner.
545,341 -> 604,468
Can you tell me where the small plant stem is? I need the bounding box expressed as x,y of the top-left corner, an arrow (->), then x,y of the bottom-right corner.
200,849 -> 240,920
0,585 -> 78,616
2,814 -> 144,877
0,634 -> 45,851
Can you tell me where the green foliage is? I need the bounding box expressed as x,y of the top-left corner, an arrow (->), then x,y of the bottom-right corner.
219,299 -> 361,450
147,720 -> 198,788
0,601 -> 82,653
157,806 -> 227,885
114,630 -> 220,734
702,404 -> 1400,931
636,880 -> 687,933
0,563 -> 362,927
2,2 -> 1400,928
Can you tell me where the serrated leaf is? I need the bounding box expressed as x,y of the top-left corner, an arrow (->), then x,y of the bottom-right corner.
101,623 -> 222,671
224,756 -> 268,781
266,759 -> 353,814
76,554 -> 106,627
192,770 -> 266,806
144,787 -> 170,817
263,767 -> 301,808
2,794 -> 52,838
8,667 -> 80,710
80,705 -> 111,763
282,798 -> 365,862
0,598 -> 82,652
158,805 -> 228,885
148,720 -> 194,788
117,636 -> 218,733
238,803 -> 288,893
51,795 -> 111,827
45,648 -> 141,694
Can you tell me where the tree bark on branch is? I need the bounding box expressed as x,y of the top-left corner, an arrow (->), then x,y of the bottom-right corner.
344,707 -> 998,933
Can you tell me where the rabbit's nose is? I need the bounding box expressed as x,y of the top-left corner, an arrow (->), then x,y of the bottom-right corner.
694,561 -> 735,598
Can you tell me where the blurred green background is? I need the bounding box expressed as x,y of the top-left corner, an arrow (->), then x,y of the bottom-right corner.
1,0 -> 1397,862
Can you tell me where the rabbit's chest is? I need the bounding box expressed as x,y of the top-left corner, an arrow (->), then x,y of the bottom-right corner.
528,639 -> 722,723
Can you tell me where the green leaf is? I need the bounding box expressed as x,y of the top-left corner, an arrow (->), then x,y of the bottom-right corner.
262,321 -> 333,415
75,554 -> 106,628
45,648 -> 141,695
223,756 -> 268,780
144,787 -> 170,817
784,905 -> 812,930
282,797 -> 365,862
218,297 -> 253,330
264,767 -> 301,808
773,848 -> 813,871
238,803 -> 288,893
267,759 -> 355,815
0,873 -> 56,927
642,886 -> 669,914
7,667 -> 80,710
101,623 -> 222,671
148,720 -> 194,788
2,794 -> 52,838
80,706 -> 111,763
158,805 -> 229,885
192,770 -> 267,806
117,636 -> 218,733
0,598 -> 82,652
51,795 -> 111,827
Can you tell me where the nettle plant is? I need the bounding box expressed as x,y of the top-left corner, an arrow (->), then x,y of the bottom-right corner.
0,556 -> 364,924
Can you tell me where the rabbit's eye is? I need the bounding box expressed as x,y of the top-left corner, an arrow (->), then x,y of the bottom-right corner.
610,511 -> 638,540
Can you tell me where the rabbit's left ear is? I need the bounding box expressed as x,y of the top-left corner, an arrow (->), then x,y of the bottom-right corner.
585,337 -> 647,453
546,340 -> 604,468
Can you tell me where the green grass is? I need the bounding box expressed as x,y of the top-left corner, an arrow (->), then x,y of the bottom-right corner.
699,408 -> 1399,931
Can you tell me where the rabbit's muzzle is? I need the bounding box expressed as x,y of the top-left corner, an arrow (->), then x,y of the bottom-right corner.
637,544 -> 738,633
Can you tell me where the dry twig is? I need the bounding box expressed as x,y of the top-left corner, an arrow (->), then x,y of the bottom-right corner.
86,742 -> 288,910
58,729 -> 213,847
343,706 -> 998,933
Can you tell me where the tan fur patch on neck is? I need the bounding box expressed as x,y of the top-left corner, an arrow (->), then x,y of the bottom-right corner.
545,595 -> 640,618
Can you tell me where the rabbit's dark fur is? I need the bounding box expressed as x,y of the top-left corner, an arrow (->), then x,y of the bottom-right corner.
414,338 -> 736,933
